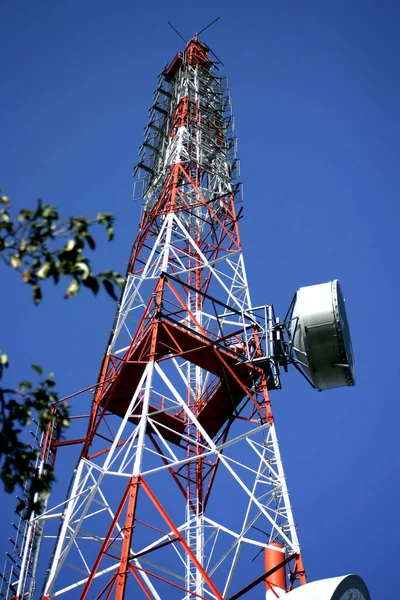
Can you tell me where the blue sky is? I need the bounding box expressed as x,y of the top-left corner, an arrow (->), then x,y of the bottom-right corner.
1,1 -> 399,598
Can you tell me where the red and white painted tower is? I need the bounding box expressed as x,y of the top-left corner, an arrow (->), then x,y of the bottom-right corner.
4,36 -> 314,600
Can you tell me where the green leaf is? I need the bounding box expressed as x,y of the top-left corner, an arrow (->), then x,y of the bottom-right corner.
96,213 -> 115,240
9,254 -> 21,269
32,364 -> 43,375
19,208 -> 33,220
0,353 -> 8,366
51,267 -> 60,284
32,284 -> 42,304
22,270 -> 31,283
42,204 -> 57,219
86,234 -> 96,250
0,195 -> 10,207
82,275 -> 100,295
102,279 -> 118,300
19,380 -> 33,390
96,212 -> 113,223
36,262 -> 51,279
33,199 -> 43,219
65,278 -> 80,298
75,261 -> 90,280
65,239 -> 76,252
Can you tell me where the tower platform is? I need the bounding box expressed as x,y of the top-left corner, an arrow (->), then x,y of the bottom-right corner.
101,319 -> 259,444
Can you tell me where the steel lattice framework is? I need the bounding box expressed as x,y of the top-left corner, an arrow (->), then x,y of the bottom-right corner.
6,37 -> 307,600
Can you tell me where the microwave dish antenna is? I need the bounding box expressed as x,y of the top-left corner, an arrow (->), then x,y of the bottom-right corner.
287,280 -> 355,391
284,574 -> 370,599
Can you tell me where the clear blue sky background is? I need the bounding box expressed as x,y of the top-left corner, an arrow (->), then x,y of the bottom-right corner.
1,1 -> 399,598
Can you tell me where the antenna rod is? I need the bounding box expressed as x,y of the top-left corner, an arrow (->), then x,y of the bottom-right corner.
209,47 -> 224,67
197,16 -> 220,36
167,20 -> 187,44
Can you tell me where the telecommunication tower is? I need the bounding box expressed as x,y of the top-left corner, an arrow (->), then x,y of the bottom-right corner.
1,33 -> 370,600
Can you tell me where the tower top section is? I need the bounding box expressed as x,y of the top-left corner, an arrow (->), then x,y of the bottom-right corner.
133,34 -> 238,217
164,37 -> 211,81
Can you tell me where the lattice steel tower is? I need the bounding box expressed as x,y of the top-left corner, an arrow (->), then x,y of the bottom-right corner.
5,35 -> 323,600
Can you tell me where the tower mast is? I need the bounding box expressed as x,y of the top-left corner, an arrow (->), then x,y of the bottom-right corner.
8,36 -> 307,599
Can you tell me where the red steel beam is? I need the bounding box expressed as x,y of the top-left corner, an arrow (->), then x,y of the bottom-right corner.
141,478 -> 223,600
